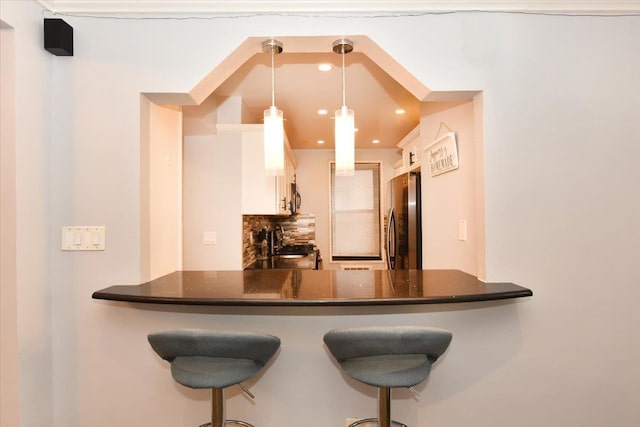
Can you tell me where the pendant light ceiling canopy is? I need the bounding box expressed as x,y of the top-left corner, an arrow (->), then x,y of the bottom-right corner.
262,38 -> 285,177
332,38 -> 354,55
333,38 -> 355,177
262,38 -> 283,55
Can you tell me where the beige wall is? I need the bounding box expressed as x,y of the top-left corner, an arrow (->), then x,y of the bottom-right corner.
143,102 -> 183,280
0,20 -> 20,427
240,128 -> 280,214
420,100 -> 480,275
182,97 -> 244,270
182,133 -> 243,269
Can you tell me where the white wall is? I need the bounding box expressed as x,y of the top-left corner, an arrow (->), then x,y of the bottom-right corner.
2,2 -> 640,427
0,19 -> 21,427
473,93 -> 486,279
0,2 -> 55,426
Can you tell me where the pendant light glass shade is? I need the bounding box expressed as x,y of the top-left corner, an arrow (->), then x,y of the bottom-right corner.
262,39 -> 284,177
264,106 -> 285,176
334,106 -> 355,176
333,38 -> 355,176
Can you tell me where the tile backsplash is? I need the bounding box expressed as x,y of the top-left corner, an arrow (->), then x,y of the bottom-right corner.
242,214 -> 316,268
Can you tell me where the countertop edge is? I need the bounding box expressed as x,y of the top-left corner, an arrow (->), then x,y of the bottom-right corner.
91,286 -> 532,307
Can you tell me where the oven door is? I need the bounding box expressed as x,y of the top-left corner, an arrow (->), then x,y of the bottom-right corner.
273,252 -> 317,269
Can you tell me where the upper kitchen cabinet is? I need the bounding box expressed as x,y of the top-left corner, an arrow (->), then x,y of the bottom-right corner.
393,125 -> 422,174
237,125 -> 297,215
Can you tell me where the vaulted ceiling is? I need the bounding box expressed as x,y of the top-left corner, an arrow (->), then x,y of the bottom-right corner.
209,49 -> 421,150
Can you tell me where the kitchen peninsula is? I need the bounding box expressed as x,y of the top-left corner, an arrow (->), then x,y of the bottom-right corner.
92,269 -> 531,306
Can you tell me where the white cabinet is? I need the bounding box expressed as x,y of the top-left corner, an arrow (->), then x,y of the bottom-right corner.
278,148 -> 297,213
237,125 -> 296,215
394,125 -> 421,174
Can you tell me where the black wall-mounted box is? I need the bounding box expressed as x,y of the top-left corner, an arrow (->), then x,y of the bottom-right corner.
44,19 -> 73,56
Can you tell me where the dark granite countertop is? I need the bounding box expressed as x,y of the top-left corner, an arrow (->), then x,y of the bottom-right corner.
92,269 -> 532,306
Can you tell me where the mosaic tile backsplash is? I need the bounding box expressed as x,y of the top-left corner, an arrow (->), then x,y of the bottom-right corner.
242,214 -> 316,268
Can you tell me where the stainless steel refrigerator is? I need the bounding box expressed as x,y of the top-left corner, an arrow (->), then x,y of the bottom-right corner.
387,171 -> 422,269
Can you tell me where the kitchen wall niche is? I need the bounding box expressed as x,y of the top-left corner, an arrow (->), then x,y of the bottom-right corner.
140,35 -> 485,277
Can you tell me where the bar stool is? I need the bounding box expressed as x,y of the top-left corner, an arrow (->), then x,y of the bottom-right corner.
323,326 -> 452,427
148,329 -> 280,427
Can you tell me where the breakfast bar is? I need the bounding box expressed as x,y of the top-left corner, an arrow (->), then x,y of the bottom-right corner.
91,268 -> 532,427
92,269 -> 532,306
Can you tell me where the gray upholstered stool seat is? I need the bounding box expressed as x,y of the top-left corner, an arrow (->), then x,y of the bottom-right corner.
323,326 -> 452,427
148,329 -> 280,427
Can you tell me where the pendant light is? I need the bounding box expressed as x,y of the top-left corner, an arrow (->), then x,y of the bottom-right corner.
262,39 -> 285,176
333,38 -> 355,176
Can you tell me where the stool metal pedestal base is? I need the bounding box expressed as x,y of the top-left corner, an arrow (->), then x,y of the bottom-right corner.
347,387 -> 408,427
197,389 -> 255,427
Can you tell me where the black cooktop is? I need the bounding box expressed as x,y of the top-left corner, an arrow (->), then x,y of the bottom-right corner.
276,244 -> 316,255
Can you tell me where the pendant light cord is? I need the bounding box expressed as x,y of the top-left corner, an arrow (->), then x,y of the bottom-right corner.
270,47 -> 276,108
341,48 -> 346,108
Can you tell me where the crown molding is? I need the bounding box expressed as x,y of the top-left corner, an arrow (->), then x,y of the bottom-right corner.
36,1 -> 640,15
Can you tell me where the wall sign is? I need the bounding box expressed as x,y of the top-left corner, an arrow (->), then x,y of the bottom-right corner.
426,132 -> 459,177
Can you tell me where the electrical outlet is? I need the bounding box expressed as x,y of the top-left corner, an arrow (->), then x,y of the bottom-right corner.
203,231 -> 217,245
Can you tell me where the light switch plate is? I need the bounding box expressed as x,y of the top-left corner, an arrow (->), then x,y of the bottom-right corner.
61,226 -> 105,251
458,220 -> 467,241
203,231 -> 217,245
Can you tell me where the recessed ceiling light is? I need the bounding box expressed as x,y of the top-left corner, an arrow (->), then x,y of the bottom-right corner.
372,139 -> 380,144
317,140 -> 325,145
317,109 -> 328,115
318,63 -> 332,72
395,109 -> 406,115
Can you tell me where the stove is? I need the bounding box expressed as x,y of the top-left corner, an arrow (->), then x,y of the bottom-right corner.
275,244 -> 319,269
275,244 -> 316,255
247,243 -> 321,270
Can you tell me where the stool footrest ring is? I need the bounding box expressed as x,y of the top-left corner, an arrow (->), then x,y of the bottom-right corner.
347,418 -> 408,427
199,421 -> 254,427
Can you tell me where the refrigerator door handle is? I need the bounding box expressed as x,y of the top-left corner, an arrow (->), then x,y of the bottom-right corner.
387,208 -> 396,269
